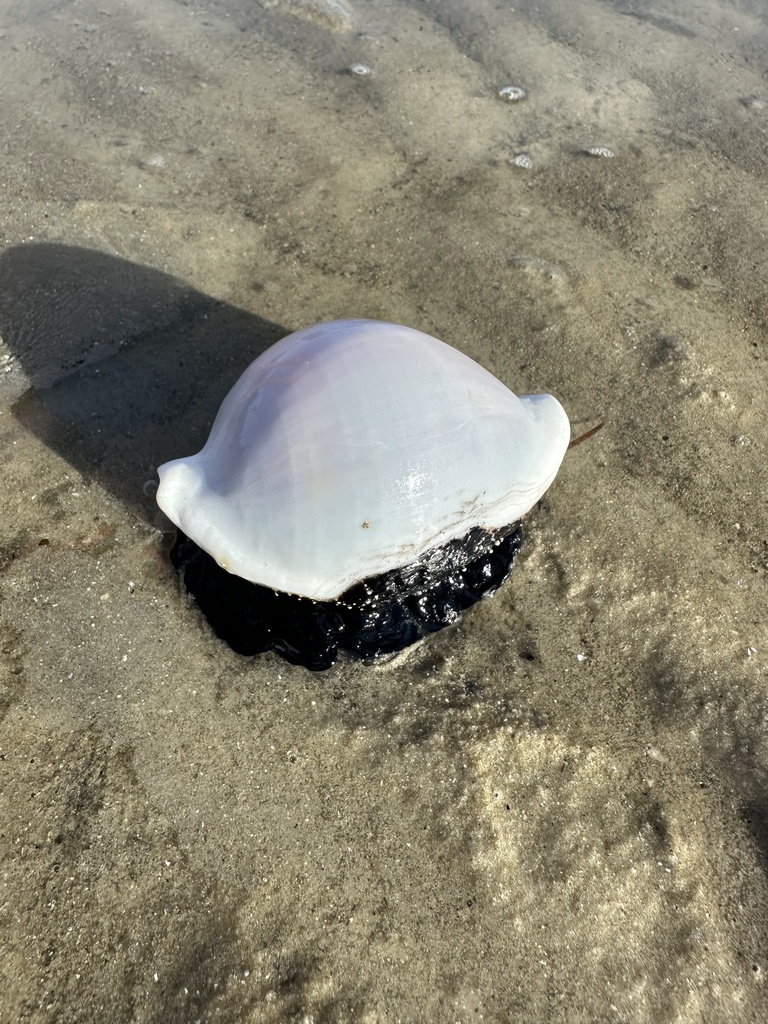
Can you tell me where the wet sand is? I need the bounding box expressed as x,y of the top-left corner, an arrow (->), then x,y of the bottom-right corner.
1,0 -> 768,1020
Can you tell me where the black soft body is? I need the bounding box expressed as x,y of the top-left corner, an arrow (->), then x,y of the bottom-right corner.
171,524 -> 522,670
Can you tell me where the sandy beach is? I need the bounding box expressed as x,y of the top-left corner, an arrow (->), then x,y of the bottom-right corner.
2,0 -> 768,1020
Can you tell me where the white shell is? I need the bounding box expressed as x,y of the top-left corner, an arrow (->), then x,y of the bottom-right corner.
157,319 -> 570,601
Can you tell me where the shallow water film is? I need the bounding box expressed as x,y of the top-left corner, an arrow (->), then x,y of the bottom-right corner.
2,1 -> 768,1021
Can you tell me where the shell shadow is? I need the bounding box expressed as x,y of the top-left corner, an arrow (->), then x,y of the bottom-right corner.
0,242 -> 286,518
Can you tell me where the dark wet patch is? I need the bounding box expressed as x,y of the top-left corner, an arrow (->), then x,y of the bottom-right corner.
0,623 -> 26,724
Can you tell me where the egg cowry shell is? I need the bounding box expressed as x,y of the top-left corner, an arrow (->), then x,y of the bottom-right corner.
156,319 -> 570,601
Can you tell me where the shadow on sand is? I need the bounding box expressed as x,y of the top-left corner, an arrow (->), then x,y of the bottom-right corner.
0,242 -> 287,519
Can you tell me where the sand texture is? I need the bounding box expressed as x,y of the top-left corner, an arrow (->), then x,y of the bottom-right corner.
1,0 -> 768,1020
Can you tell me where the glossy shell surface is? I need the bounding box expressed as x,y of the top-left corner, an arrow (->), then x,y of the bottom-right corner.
157,319 -> 570,601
